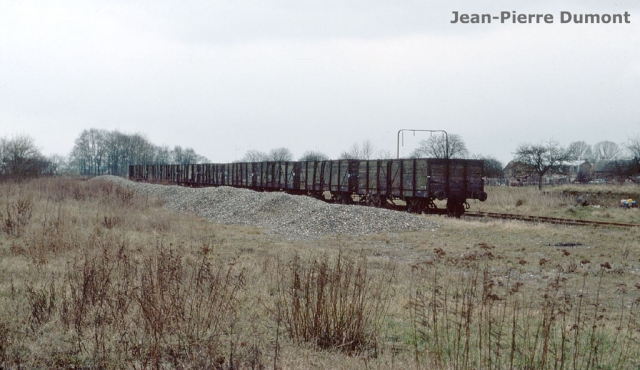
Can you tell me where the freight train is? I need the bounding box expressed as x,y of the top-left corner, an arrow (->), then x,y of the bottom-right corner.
129,158 -> 487,217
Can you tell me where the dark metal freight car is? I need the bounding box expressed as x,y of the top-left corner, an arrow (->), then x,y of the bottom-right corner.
129,158 -> 487,217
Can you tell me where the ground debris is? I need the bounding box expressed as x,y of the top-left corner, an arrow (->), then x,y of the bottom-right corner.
550,242 -> 583,247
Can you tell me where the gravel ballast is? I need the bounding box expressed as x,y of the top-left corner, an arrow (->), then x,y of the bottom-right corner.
99,176 -> 439,239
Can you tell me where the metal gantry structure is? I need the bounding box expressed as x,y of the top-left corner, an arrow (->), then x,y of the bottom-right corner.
396,129 -> 449,159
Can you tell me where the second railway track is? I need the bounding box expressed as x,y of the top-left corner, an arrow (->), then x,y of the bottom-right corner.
464,211 -> 640,229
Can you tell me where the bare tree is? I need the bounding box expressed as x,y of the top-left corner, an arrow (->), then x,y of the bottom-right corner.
339,140 -> 379,160
376,149 -> 393,159
72,130 -> 159,176
514,141 -> 571,190
567,141 -> 592,161
47,154 -> 69,175
268,147 -> 294,162
170,146 -> 204,164
623,135 -> 640,177
69,129 -> 108,176
154,145 -> 172,164
472,154 -> 504,178
70,129 -> 208,176
242,148 -> 296,162
127,133 -> 158,167
339,142 -> 362,159
0,134 -> 50,179
197,154 -> 210,163
180,147 -> 200,164
411,134 -> 468,159
592,141 -> 621,161
299,150 -> 329,161
626,135 -> 640,159
242,150 -> 269,162
171,146 -> 185,164
104,131 -> 127,176
360,140 -> 375,160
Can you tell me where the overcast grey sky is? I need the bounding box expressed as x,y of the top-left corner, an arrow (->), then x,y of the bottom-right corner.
1,0 -> 639,164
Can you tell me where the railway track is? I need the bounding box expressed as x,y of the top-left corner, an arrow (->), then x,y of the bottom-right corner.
464,211 -> 640,229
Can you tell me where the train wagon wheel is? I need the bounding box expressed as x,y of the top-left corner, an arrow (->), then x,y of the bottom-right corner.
366,195 -> 376,207
418,199 -> 427,213
407,198 -> 425,214
367,194 -> 384,208
446,199 -> 465,218
331,193 -> 353,204
406,199 -> 415,213
310,192 -> 325,201
425,199 -> 438,211
357,196 -> 368,206
341,193 -> 355,205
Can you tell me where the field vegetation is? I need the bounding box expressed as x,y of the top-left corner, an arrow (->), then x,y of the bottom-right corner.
470,184 -> 640,225
1,177 -> 639,368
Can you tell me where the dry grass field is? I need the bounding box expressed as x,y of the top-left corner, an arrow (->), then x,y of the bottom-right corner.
0,177 -> 639,369
469,184 -> 640,225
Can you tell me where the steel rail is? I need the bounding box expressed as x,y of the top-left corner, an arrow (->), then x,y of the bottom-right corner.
464,211 -> 640,228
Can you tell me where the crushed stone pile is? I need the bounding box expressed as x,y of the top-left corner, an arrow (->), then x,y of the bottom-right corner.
98,176 -> 439,239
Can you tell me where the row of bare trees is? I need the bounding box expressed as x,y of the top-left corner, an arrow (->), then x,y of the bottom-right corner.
241,147 -> 296,162
567,140 -> 638,162
69,129 -> 209,177
338,140 -> 392,160
514,136 -> 640,189
240,142 -> 390,163
7,129 -> 639,184
241,137 -> 454,162
1,131 -> 212,180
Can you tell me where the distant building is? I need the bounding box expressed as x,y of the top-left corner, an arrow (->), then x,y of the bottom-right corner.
563,160 -> 592,183
503,161 -> 535,186
591,159 -> 636,183
503,160 -> 591,186
500,158 -> 639,186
